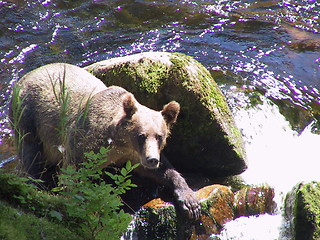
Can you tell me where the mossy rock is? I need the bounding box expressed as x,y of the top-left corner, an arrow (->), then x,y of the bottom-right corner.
124,185 -> 234,240
84,52 -> 247,178
285,182 -> 320,240
124,184 -> 276,239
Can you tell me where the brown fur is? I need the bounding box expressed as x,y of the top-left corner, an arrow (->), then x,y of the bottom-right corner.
11,63 -> 200,219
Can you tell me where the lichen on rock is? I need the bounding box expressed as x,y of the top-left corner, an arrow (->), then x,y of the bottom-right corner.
84,52 -> 247,178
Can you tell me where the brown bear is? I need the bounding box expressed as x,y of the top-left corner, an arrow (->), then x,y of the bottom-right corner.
10,63 -> 200,219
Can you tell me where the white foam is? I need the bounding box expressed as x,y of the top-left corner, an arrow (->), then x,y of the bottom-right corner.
213,214 -> 283,240
235,98 -> 320,194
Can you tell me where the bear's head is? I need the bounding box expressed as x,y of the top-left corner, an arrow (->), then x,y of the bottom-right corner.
122,93 -> 180,169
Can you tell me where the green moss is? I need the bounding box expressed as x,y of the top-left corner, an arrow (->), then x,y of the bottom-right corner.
200,199 -> 214,218
294,182 -> 320,240
272,98 -> 312,132
222,175 -> 249,192
104,59 -> 169,96
0,201 -> 78,240
135,206 -> 178,240
134,58 -> 168,94
167,53 -> 246,174
247,91 -> 263,108
170,53 -> 231,116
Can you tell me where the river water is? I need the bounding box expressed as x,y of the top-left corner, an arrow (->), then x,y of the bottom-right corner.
1,0 -> 320,239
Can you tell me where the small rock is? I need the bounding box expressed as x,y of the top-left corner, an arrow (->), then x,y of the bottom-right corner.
235,185 -> 277,217
191,185 -> 234,239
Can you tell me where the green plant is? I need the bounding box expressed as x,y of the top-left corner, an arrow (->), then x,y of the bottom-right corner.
9,84 -> 28,152
53,146 -> 139,240
49,68 -> 72,162
0,200 -> 79,240
49,67 -> 93,161
50,67 -> 70,141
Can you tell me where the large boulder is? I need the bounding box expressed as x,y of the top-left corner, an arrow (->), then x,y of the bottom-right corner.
84,52 -> 246,178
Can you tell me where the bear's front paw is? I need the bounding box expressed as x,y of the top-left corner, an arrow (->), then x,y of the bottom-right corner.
175,188 -> 201,220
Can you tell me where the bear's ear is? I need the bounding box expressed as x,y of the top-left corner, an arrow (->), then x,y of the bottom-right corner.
161,101 -> 180,127
123,93 -> 137,118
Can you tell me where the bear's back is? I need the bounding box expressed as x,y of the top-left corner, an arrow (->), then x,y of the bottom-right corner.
18,63 -> 106,100
15,63 -> 108,167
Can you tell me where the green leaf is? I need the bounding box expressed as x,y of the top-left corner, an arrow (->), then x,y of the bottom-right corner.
99,146 -> 109,155
49,210 -> 63,221
105,172 -> 117,181
120,168 -> 128,176
117,175 -> 125,183
132,163 -> 140,169
74,194 -> 85,202
125,161 -> 132,170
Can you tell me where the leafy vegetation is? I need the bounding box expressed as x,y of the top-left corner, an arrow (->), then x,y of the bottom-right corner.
53,146 -> 139,239
0,200 -> 79,240
0,147 -> 139,240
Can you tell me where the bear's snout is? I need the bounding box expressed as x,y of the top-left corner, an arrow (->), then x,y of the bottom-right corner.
144,156 -> 160,169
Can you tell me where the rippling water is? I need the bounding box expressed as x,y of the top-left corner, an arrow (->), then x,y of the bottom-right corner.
1,1 -> 320,139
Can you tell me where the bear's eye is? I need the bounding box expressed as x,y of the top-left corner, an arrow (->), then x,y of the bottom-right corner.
157,135 -> 164,144
138,134 -> 147,144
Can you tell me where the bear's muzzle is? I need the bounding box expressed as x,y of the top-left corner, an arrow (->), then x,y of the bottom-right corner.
143,156 -> 160,169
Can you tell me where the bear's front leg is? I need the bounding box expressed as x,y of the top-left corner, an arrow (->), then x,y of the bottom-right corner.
163,167 -> 201,220
136,154 -> 201,220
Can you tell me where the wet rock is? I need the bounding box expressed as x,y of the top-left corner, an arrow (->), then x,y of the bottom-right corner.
126,185 -> 234,240
130,201 -> 177,240
289,39 -> 320,52
234,185 -> 277,218
84,52 -> 247,178
283,25 -> 320,52
285,182 -> 320,240
191,185 -> 234,239
124,184 -> 276,240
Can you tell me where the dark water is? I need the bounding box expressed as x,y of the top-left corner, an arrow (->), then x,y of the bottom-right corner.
1,0 -> 320,140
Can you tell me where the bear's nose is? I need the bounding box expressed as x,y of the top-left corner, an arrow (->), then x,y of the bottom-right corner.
146,157 -> 160,168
